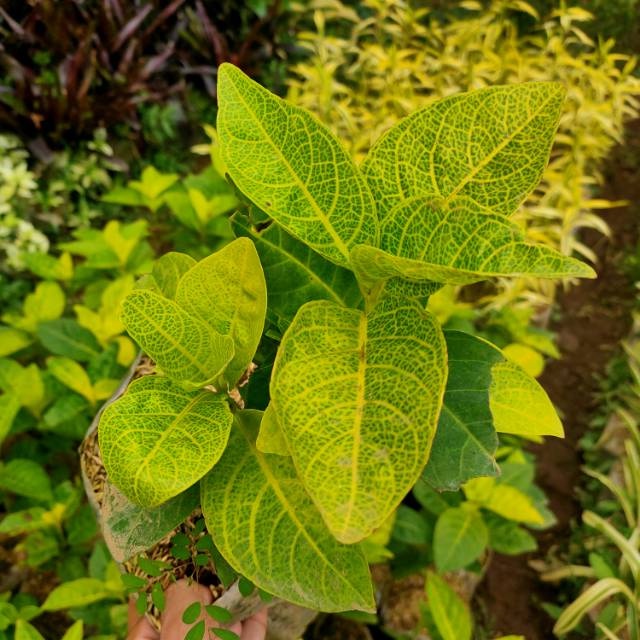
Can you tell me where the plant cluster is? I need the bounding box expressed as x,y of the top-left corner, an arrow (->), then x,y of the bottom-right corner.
95,65 -> 594,620
287,0 -> 640,308
0,0 -> 288,144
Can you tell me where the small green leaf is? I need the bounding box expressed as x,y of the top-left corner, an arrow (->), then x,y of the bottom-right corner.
0,459 -> 52,501
100,376 -> 233,507
182,601 -> 202,624
37,319 -> 101,362
47,356 -> 96,404
185,620 -> 205,640
232,213 -> 362,329
175,238 -> 267,387
0,394 -> 20,447
14,621 -> 45,640
151,252 -> 196,300
20,281 -> 66,331
256,404 -> 289,456
433,507 -> 488,572
41,578 -> 116,611
121,290 -> 235,389
391,506 -> 431,546
0,359 -> 45,414
121,574 -> 147,590
270,298 -> 447,543
212,630 -> 240,640
60,621 -> 83,640
201,410 -> 374,612
151,583 -> 165,612
238,576 -> 255,598
0,326 -> 31,356
217,63 -> 379,267
426,571 -> 472,640
205,605 -> 233,623
485,513 -> 537,555
137,557 -> 169,577
490,361 -> 564,437
362,82 -> 566,218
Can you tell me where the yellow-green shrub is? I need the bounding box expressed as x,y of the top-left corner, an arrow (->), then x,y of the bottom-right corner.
287,0 -> 640,307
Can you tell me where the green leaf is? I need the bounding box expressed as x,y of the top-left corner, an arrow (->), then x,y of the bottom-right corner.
485,513 -> 537,555
0,359 -> 45,414
426,571 -> 472,640
182,602 -> 202,624
217,63 -> 378,267
490,361 -> 564,437
350,199 -> 595,288
23,251 -> 73,281
47,356 -> 96,404
43,394 -> 88,429
60,621 -> 83,640
213,630 -> 240,640
391,506 -> 431,546
256,404 -> 289,456
101,482 -> 199,563
37,319 -> 101,362
423,332 -> 501,490
433,506 -> 488,572
14,621 -> 45,640
151,252 -> 197,300
0,394 -> 20,447
201,410 -> 374,612
206,605 -> 233,624
184,620 -> 205,640
463,477 -> 545,524
0,459 -> 52,501
21,281 -> 66,330
232,213 -> 362,329
270,298 -> 447,543
0,327 -> 31,356
0,507 -> 48,535
129,166 -> 179,202
100,376 -> 233,507
121,290 -> 235,389
362,82 -> 565,218
174,238 -> 267,387
41,578 -> 116,611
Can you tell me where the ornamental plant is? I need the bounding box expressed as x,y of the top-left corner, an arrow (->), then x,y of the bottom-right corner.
97,63 -> 595,613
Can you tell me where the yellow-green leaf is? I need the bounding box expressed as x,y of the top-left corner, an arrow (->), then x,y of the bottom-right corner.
350,198 -> 595,288
175,238 -> 266,387
217,63 -> 379,267
490,361 -> 563,437
426,571 -> 472,640
100,376 -> 233,507
151,252 -> 197,300
201,410 -> 374,612
121,289 -> 234,389
0,326 -> 32,356
463,477 -> 545,524
270,297 -> 447,543
0,359 -> 45,415
362,82 -> 566,218
47,356 -> 96,404
256,404 -> 289,456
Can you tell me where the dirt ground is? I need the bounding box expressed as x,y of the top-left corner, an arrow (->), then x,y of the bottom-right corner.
476,121 -> 640,638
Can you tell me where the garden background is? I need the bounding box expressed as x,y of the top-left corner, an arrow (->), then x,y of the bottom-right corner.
0,1 -> 639,638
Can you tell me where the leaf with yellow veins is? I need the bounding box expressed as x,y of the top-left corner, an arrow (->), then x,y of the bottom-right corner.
99,376 -> 232,508
216,63 -> 379,267
362,82 -> 566,218
490,361 -> 563,438
351,197 -> 595,289
121,289 -> 234,389
175,238 -> 267,387
270,297 -> 447,543
201,410 -> 374,612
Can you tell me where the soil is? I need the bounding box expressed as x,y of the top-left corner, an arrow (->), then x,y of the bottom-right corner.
476,121 -> 640,638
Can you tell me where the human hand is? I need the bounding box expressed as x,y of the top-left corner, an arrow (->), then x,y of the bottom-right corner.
127,580 -> 268,640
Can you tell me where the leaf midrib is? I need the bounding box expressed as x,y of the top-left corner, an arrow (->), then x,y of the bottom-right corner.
225,73 -> 352,262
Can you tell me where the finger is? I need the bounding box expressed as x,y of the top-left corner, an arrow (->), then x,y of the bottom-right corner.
127,615 -> 159,640
241,608 -> 268,640
160,580 -> 214,639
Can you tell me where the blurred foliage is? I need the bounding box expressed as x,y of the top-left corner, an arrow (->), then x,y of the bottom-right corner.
287,0 -> 640,309
0,0 -> 290,145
